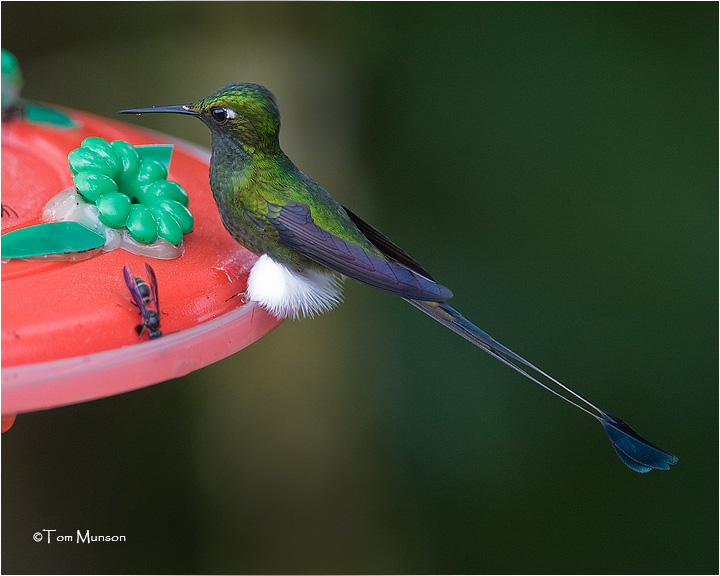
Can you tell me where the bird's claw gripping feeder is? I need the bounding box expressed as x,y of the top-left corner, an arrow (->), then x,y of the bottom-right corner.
1,50 -> 282,431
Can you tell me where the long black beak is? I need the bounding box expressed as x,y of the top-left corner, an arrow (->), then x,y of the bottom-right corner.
119,104 -> 198,116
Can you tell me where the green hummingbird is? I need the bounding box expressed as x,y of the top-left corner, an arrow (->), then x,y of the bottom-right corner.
121,83 -> 677,472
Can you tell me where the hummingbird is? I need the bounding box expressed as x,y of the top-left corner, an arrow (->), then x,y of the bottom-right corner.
121,83 -> 677,472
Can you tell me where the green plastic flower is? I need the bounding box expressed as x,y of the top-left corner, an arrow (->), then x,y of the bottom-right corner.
1,49 -> 23,112
68,137 -> 194,245
2,48 -> 76,127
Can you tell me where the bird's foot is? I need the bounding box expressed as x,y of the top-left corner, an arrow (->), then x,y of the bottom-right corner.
227,291 -> 250,306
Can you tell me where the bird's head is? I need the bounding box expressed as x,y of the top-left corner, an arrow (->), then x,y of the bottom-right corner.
121,83 -> 281,155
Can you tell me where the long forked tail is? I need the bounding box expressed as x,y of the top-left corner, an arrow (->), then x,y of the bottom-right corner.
405,299 -> 678,473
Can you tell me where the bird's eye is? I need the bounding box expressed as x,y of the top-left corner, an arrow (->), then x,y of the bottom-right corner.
210,107 -> 229,124
209,107 -> 238,124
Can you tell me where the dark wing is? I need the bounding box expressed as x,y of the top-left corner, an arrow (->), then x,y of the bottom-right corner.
268,202 -> 453,302
144,263 -> 160,311
123,264 -> 150,315
342,205 -> 436,281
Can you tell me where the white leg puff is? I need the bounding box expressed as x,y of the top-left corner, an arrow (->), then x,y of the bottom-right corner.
247,254 -> 344,319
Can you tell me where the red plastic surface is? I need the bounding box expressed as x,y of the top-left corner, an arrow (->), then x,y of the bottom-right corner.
1,107 -> 283,416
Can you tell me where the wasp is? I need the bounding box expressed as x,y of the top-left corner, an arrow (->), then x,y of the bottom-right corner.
123,263 -> 163,340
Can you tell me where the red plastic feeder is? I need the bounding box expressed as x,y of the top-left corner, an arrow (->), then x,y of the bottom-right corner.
1,105 -> 283,426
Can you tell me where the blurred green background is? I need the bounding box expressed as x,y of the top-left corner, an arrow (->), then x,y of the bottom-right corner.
2,2 -> 717,573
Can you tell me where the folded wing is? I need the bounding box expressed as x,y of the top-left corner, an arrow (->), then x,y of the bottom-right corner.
268,201 -> 453,302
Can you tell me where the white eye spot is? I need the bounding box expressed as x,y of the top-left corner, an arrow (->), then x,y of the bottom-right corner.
210,107 -> 238,124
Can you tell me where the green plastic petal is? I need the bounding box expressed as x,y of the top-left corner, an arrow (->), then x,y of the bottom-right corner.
24,105 -> 77,128
68,147 -> 114,177
144,180 -> 190,206
149,206 -> 184,245
136,158 -> 168,183
96,192 -> 132,228
159,180 -> 190,205
126,204 -> 158,244
136,145 -> 173,172
155,199 -> 194,234
81,137 -> 122,177
111,140 -> 141,176
74,171 -> 118,203
1,222 -> 105,259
